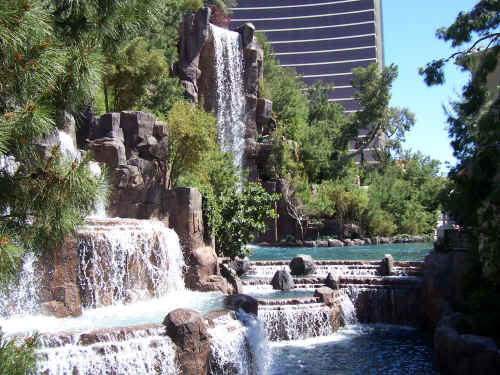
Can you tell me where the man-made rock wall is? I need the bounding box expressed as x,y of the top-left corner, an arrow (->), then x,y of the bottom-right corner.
422,250 -> 472,330
83,111 -> 168,219
165,188 -> 228,293
434,313 -> 500,375
423,249 -> 500,374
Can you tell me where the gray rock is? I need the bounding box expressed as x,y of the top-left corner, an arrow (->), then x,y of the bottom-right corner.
220,263 -> 242,294
289,254 -> 316,276
92,112 -> 124,142
325,272 -> 340,290
271,269 -> 295,291
89,138 -> 126,168
303,240 -> 317,247
224,294 -> 258,315
237,23 -> 255,49
328,239 -> 344,247
231,257 -> 250,277
381,254 -> 394,276
316,240 -> 329,247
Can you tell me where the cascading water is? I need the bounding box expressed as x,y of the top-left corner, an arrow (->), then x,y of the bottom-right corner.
37,326 -> 179,375
211,24 -> 246,173
209,310 -> 271,375
78,219 -> 185,307
0,252 -> 40,318
259,304 -> 333,341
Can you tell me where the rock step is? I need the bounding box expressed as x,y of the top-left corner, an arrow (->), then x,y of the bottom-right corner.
259,302 -> 327,311
39,324 -> 165,348
249,260 -> 423,267
257,297 -> 320,305
242,276 -> 423,286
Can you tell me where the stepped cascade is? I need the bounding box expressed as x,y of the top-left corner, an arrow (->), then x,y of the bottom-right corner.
0,6 -> 448,374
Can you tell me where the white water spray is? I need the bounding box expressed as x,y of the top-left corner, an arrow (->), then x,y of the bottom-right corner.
211,24 -> 246,173
209,311 -> 271,375
37,332 -> 179,375
0,252 -> 40,318
78,219 -> 185,307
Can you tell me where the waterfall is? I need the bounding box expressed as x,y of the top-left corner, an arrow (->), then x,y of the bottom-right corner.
259,304 -> 333,341
37,328 -> 179,375
87,161 -> 107,218
209,311 -> 271,375
211,24 -> 246,173
0,252 -> 40,318
57,129 -> 80,161
78,219 -> 185,307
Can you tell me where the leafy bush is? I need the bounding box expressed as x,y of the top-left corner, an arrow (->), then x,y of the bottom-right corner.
165,100 -> 217,189
0,331 -> 39,375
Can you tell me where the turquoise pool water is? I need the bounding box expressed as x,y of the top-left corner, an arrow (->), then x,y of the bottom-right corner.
248,242 -> 433,262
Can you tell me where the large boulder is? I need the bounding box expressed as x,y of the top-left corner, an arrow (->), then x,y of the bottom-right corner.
289,254 -> 316,276
271,269 -> 295,291
224,294 -> 258,315
163,308 -> 211,375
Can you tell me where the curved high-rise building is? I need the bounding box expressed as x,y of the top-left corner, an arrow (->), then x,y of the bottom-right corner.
230,0 -> 384,114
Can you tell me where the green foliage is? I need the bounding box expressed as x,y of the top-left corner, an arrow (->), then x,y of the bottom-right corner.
300,82 -> 347,181
182,0 -> 204,13
179,149 -> 278,259
0,151 -> 108,252
166,100 -> 218,189
419,0 -> 500,86
214,183 -> 279,259
364,152 -> 445,236
0,331 -> 39,375
0,0 -> 109,272
103,37 -> 170,112
422,1 -> 500,285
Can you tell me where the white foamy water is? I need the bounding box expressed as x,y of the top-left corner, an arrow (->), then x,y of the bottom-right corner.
0,252 -> 40,318
259,303 -> 333,341
57,129 -> 80,161
37,334 -> 180,375
78,219 -> 185,307
87,161 -> 107,218
211,24 -> 246,174
209,310 -> 271,375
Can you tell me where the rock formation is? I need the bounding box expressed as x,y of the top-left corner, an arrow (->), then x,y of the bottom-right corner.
289,254 -> 316,276
165,188 -> 227,293
271,269 -> 295,291
164,308 -> 211,375
224,293 -> 259,315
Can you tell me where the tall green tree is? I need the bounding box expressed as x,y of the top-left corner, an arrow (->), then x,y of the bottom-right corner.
421,0 -> 500,337
335,63 -> 415,168
0,0 -> 107,272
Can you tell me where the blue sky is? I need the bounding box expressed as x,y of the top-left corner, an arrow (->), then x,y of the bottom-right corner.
382,1 -> 477,173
